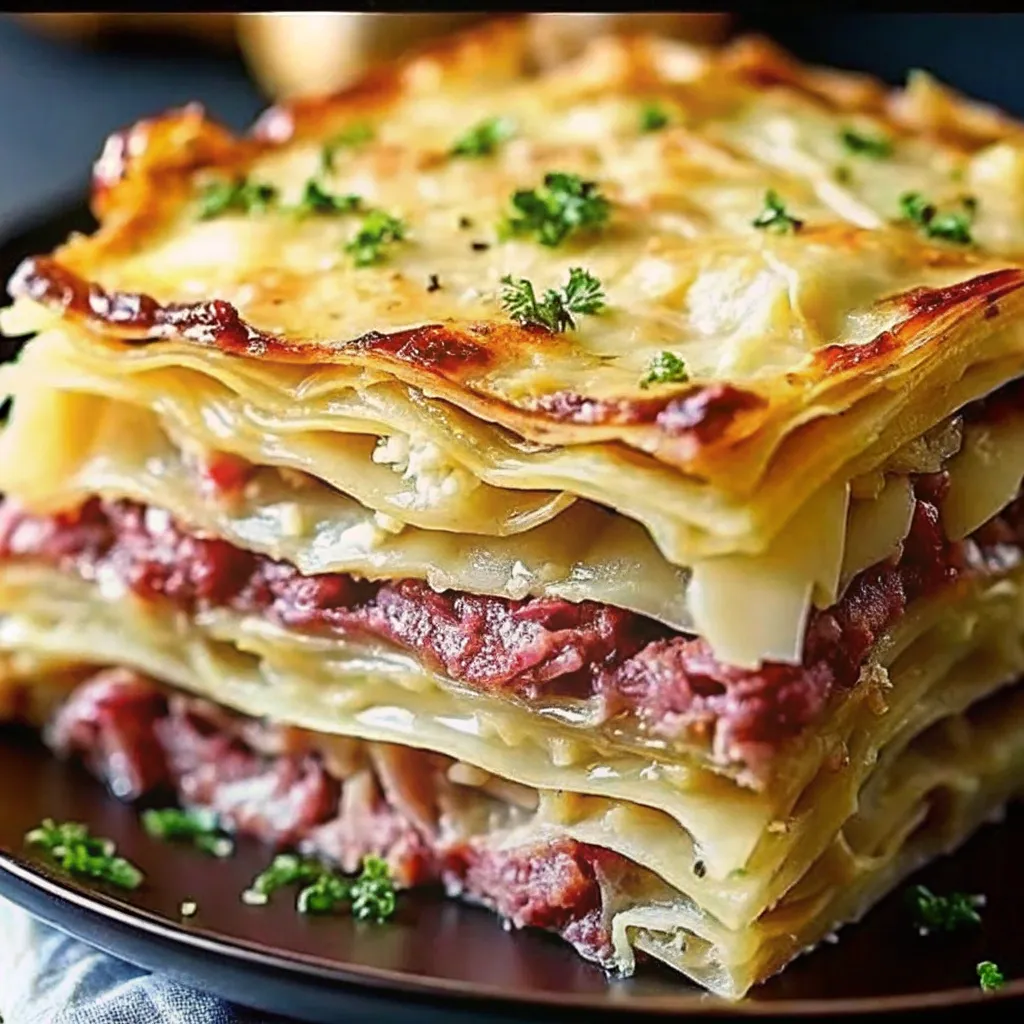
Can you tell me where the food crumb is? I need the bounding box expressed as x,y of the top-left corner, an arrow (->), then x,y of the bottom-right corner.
180,900 -> 198,918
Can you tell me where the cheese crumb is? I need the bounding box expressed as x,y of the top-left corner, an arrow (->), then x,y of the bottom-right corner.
373,432 -> 480,508
278,502 -> 306,538
373,511 -> 406,535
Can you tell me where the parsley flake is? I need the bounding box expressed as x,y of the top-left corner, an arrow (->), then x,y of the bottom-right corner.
840,127 -> 893,159
640,351 -> 690,390
640,103 -> 670,133
142,807 -> 235,859
900,191 -> 977,245
295,179 -> 362,217
978,961 -> 1005,992
344,209 -> 407,267
244,852 -> 397,923
26,819 -> 143,890
500,267 -> 605,333
501,172 -> 611,247
321,122 -> 375,172
752,190 -> 804,234
198,176 -> 279,220
297,871 -> 350,915
247,853 -> 321,899
450,116 -> 517,158
349,855 -> 398,923
907,884 -> 984,935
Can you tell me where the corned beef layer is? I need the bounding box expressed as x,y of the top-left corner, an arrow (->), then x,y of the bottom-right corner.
1,474 -> 1022,767
45,667 -> 616,962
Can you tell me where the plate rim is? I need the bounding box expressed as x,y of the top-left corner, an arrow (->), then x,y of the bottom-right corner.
3,835 -> 1023,1018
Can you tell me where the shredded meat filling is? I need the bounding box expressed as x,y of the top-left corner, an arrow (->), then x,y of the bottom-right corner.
2,470 -> 1022,766
44,668 -> 619,964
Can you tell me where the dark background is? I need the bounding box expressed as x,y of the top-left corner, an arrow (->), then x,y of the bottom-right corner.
0,11 -> 1022,1024
0,13 -> 1023,232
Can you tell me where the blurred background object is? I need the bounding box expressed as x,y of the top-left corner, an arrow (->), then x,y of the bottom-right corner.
16,13 -> 237,48
237,13 -> 490,99
14,12 -> 735,100
4,12 -> 1024,235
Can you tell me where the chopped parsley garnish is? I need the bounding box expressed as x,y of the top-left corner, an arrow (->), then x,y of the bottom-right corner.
321,121 -> 375,171
26,819 -> 143,890
752,190 -> 804,235
839,127 -> 893,159
244,852 -> 397,923
640,103 -> 670,133
500,267 -> 605,333
348,856 -> 397,923
834,165 -> 853,185
296,870 -> 351,914
344,209 -> 407,267
142,807 -> 234,859
899,191 -> 977,245
501,172 -> 612,247
295,179 -> 362,217
198,176 -> 279,220
246,853 -> 322,899
640,351 -> 690,390
907,884 -> 984,935
978,960 -> 1006,992
450,116 -> 517,158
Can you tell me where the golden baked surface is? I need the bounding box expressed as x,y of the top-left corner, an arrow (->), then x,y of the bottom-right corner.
7,20 -> 1024,489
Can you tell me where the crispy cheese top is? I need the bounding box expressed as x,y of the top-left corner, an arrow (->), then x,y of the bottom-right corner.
8,20 -> 1024,490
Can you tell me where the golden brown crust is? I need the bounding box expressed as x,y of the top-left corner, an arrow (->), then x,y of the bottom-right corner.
7,254 -> 770,461
9,20 -> 1024,485
13,251 -> 1024,483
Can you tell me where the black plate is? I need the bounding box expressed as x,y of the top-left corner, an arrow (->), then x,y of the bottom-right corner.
1,199 -> 1023,1021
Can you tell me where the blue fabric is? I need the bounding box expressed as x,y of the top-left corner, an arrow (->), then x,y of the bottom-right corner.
0,898 -> 271,1023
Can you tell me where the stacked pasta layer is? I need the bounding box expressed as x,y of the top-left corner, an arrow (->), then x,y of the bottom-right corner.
3,19 -> 1024,999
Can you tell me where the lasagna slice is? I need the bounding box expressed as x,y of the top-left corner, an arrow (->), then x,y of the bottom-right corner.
2,19 -> 1024,1000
